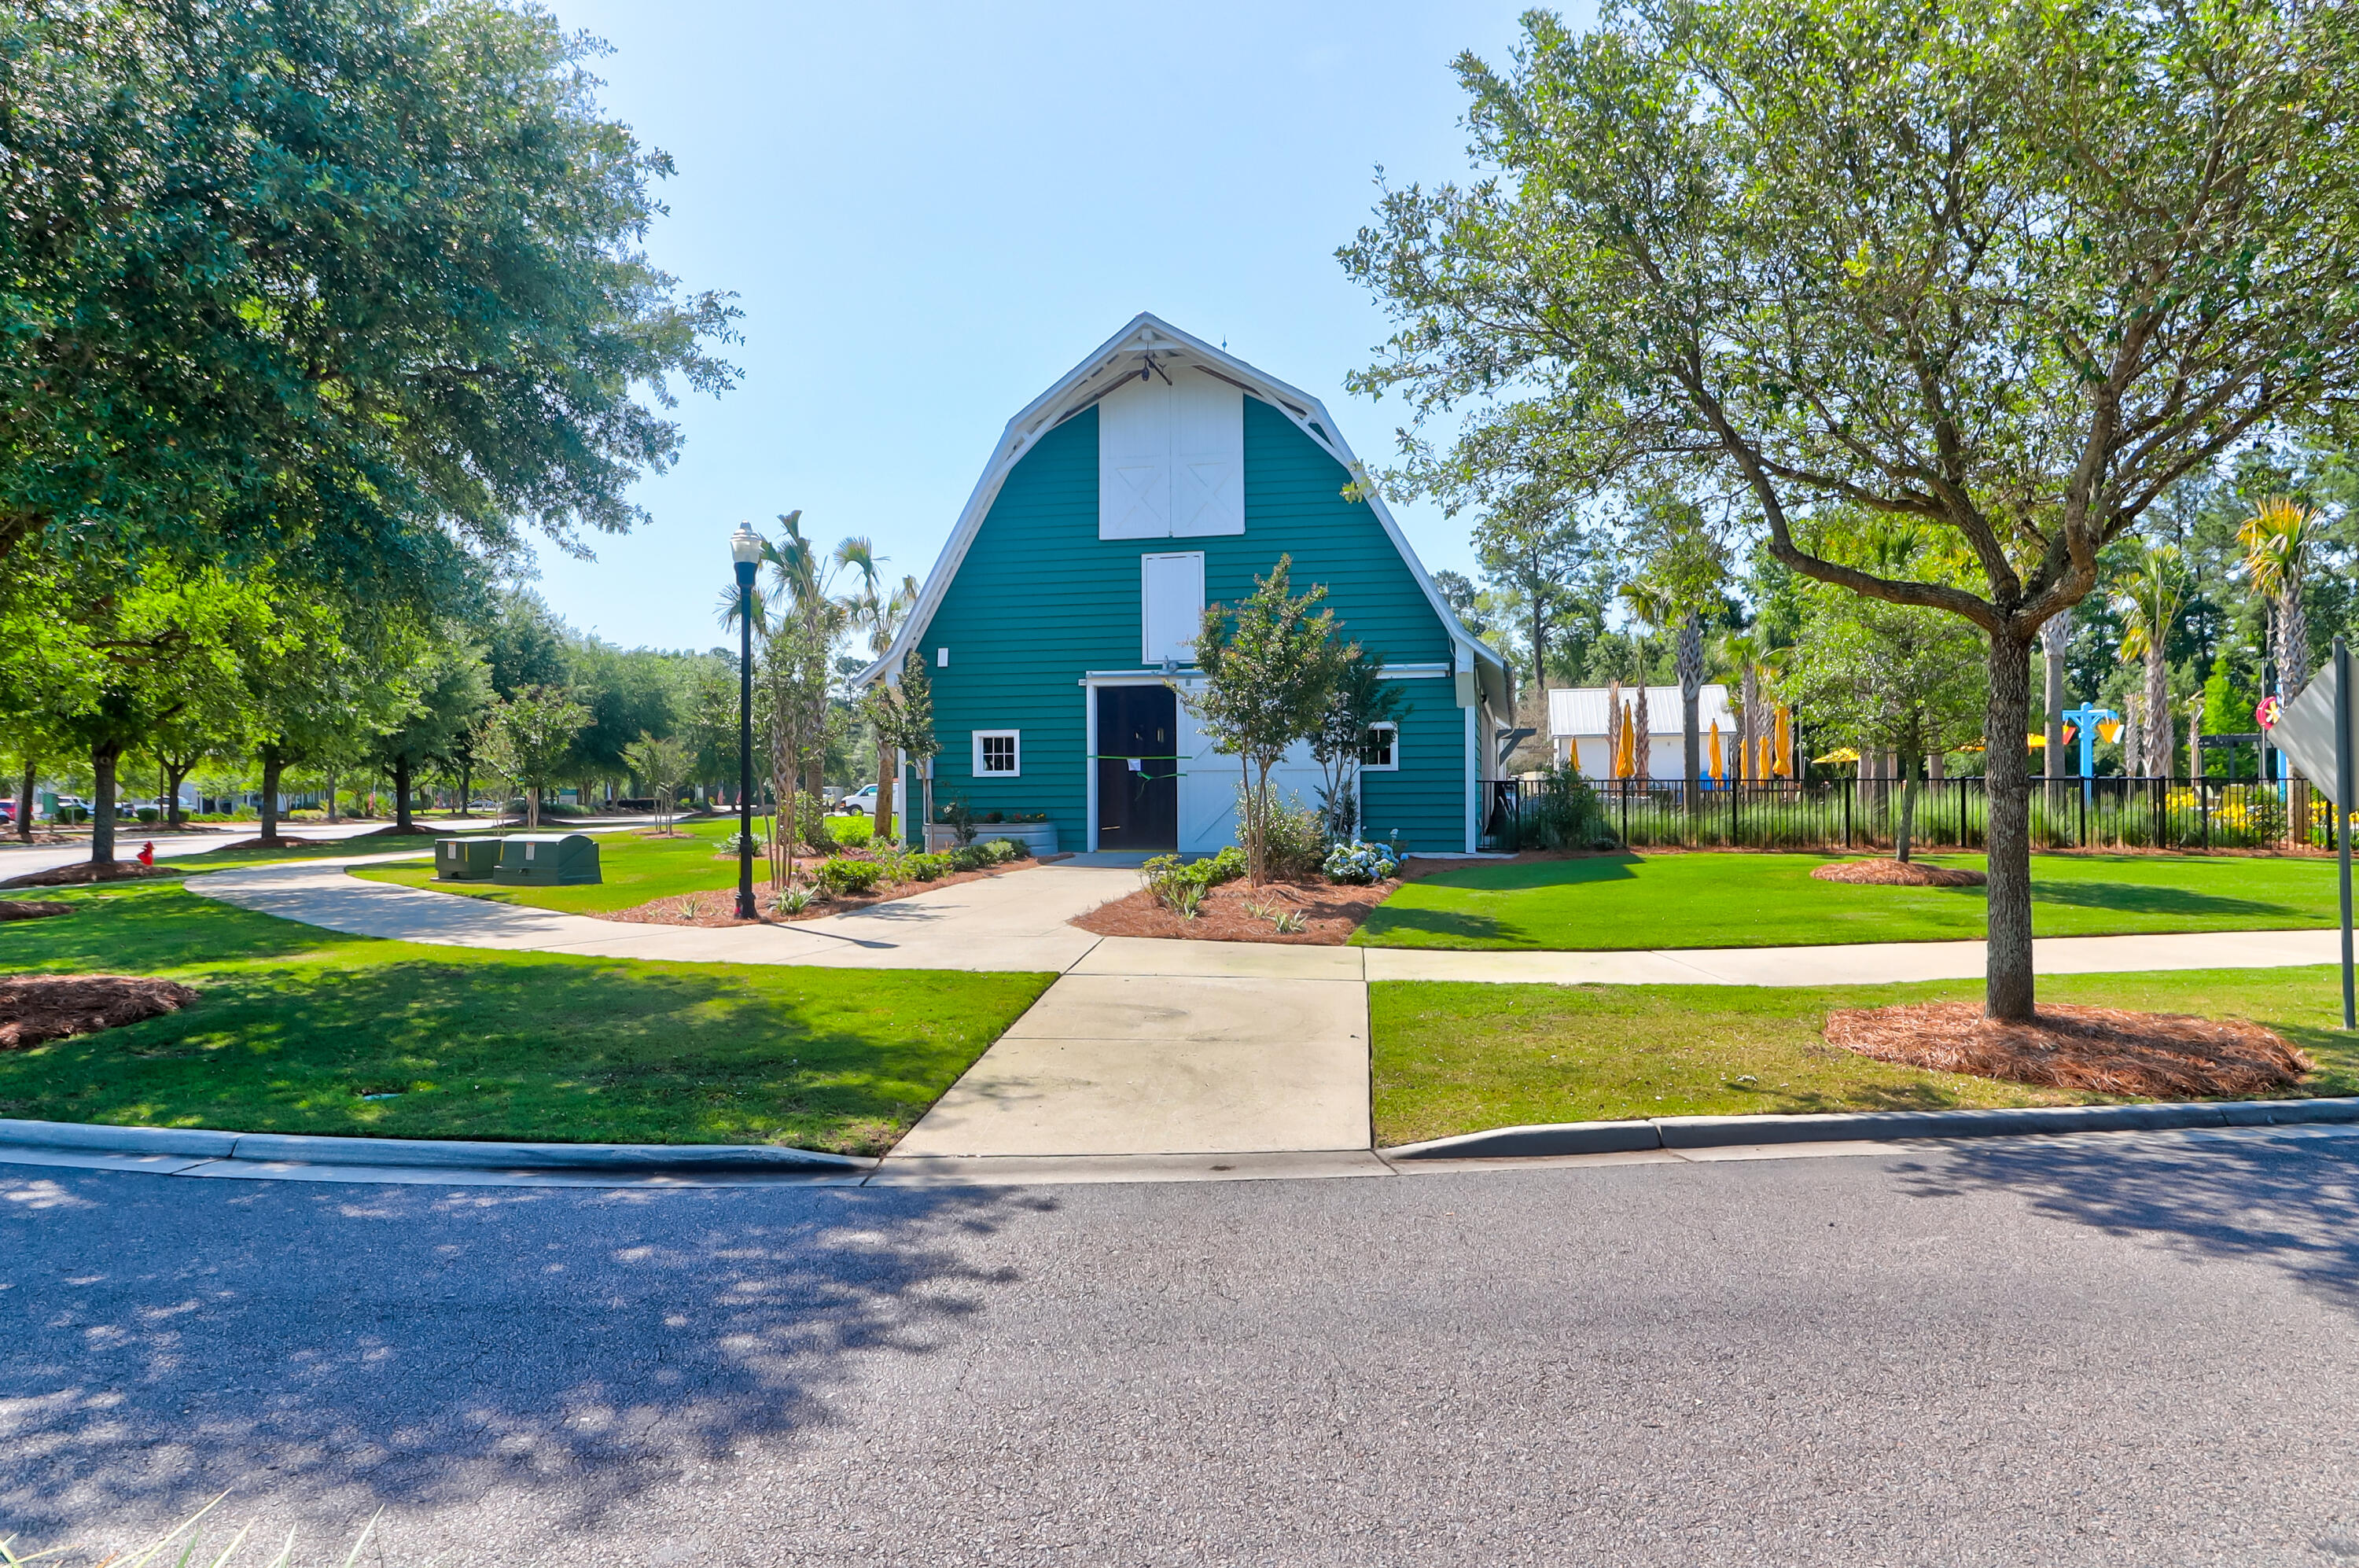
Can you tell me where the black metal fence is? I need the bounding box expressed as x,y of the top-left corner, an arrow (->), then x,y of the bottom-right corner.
1482,775 -> 2333,854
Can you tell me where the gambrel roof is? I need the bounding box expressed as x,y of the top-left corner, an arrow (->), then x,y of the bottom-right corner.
854,312 -> 1511,711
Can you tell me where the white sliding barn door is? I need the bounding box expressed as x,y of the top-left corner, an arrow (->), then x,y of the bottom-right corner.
1175,683 -> 1328,855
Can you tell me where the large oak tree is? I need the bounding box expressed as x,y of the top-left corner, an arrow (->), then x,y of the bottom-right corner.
1344,0 -> 2359,1019
0,0 -> 738,597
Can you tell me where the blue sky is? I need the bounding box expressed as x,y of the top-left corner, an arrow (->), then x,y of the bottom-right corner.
524,0 -> 1578,650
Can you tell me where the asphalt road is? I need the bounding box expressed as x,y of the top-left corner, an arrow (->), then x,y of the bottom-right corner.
6,1128 -> 2359,1566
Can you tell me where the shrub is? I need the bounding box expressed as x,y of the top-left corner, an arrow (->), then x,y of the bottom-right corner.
1141,845 -> 1247,915
940,798 -> 977,845
830,813 -> 875,847
1322,839 -> 1401,884
903,852 -> 952,882
1256,794 -> 1327,881
795,791 -> 837,852
720,830 -> 765,857
771,884 -> 815,915
817,857 -> 883,896
135,807 -> 160,825
1518,764 -> 1610,851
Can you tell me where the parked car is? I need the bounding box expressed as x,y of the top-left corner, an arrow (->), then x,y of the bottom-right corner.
834,784 -> 878,816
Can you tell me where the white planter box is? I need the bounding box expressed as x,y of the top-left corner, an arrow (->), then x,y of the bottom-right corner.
925,822 -> 1058,856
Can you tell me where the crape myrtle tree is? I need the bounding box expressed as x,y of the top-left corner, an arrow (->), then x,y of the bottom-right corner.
475,685 -> 591,830
1187,556 -> 1354,885
0,0 -> 738,598
1343,0 -> 2359,1021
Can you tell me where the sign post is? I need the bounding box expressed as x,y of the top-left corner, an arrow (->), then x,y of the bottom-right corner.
2263,639 -> 2358,1029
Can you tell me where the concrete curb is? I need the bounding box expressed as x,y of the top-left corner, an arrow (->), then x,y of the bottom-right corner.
0,1117 -> 872,1175
1380,1095 -> 2359,1161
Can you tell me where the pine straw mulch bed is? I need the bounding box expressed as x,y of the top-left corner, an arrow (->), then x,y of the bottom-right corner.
0,900 -> 73,921
1825,1000 -> 2310,1099
604,856 -> 1049,929
0,974 -> 200,1050
1812,858 -> 1987,887
0,861 -> 187,889
1073,878 -> 1397,945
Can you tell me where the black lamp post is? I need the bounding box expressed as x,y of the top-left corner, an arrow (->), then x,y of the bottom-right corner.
731,523 -> 763,919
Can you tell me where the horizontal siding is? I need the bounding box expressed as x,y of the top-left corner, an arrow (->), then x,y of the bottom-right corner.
915,398 -> 1465,852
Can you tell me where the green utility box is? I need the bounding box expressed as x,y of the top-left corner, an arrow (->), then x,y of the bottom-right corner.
492,832 -> 602,886
433,837 -> 502,882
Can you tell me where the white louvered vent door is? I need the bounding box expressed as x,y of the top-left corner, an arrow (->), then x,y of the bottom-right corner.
1141,552 -> 1205,665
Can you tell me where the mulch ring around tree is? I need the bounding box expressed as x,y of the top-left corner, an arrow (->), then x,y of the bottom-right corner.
0,860 -> 186,890
1825,1000 -> 2309,1099
1812,858 -> 1987,887
0,975 -> 200,1051
1073,878 -> 1396,945
0,900 -> 74,921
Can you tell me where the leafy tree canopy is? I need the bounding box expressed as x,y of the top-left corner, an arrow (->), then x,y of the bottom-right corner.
0,0 -> 738,598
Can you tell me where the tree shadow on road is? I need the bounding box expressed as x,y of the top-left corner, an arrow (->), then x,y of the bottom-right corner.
1889,1128 -> 2359,1314
0,1173 -> 1051,1548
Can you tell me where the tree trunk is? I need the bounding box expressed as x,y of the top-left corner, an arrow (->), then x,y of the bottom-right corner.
325,772 -> 338,823
1677,613 -> 1703,821
259,749 -> 285,844
458,760 -> 473,817
2144,646 -> 2173,777
874,744 -> 896,844
164,761 -> 191,827
1632,683 -> 1651,783
17,755 -> 34,842
1984,631 -> 2038,1022
90,741 -> 121,865
526,786 -> 541,830
1896,776 -> 1918,863
1738,666 -> 1758,785
393,755 -> 416,835
2041,610 -> 2070,811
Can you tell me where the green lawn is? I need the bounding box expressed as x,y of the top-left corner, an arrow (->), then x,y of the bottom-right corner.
153,829 -> 506,872
1360,850 -> 2344,951
0,880 -> 1051,1153
1371,966 -> 2359,1147
348,819 -> 748,913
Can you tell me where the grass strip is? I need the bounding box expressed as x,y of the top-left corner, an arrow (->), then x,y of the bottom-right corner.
1360,850 -> 2346,951
0,880 -> 1050,1154
1370,966 -> 2359,1147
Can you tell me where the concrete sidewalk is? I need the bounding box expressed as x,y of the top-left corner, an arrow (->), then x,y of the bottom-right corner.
192,855 -> 1135,972
889,971 -> 1371,1158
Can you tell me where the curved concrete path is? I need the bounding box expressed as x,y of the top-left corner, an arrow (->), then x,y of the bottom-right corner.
187,850 -> 2346,986
192,853 -> 1135,972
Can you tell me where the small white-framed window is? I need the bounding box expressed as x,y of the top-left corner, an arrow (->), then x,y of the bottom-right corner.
1360,722 -> 1398,771
973,730 -> 1021,778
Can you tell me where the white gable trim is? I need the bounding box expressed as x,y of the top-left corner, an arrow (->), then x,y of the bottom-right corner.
852,312 -> 1511,707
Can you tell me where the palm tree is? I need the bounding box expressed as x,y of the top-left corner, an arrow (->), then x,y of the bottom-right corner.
2114,543 -> 2188,778
2240,497 -> 2319,701
1619,582 -> 1672,790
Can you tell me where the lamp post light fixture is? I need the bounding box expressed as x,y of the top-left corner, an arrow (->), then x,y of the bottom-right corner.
731,523 -> 764,920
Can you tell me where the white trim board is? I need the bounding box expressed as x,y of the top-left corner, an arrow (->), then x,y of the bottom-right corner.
851,312 -> 1511,715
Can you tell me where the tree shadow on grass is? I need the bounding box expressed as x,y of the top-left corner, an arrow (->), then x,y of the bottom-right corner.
2028,881 -> 2294,918
1890,1128 -> 2359,1316
1353,906 -> 1514,947
0,1173 -> 1050,1547
1410,853 -> 1644,893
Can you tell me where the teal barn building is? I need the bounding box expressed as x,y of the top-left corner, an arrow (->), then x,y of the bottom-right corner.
857,315 -> 1513,856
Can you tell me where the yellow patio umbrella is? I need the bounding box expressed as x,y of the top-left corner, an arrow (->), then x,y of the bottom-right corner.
1708,720 -> 1724,782
1617,700 -> 1638,778
1772,705 -> 1793,778
1607,696 -> 1625,778
1813,747 -> 1861,765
